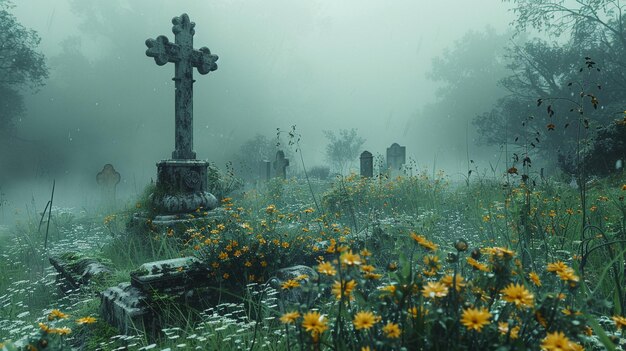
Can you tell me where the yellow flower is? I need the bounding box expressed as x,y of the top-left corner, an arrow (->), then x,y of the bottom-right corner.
423,255 -> 441,269
341,251 -> 362,266
466,257 -> 490,272
461,307 -> 491,332
302,311 -> 328,335
281,279 -> 300,290
498,322 -> 519,339
556,268 -> 579,283
280,311 -> 300,324
410,233 -> 438,251
382,322 -> 401,338
440,275 -> 466,292
364,272 -> 382,280
541,331 -> 575,351
360,264 -> 376,273
483,247 -> 515,259
408,306 -> 429,318
501,283 -> 534,309
38,322 -> 50,332
379,284 -> 396,294
317,262 -> 337,276
353,311 -> 377,330
49,326 -> 72,335
422,281 -> 449,298
76,316 -> 97,325
622,184 -> 626,191
547,260 -> 568,271
265,204 -> 277,214
529,271 -> 542,287
613,315 -> 626,330
218,251 -> 229,260
332,280 -> 357,300
48,309 -> 69,321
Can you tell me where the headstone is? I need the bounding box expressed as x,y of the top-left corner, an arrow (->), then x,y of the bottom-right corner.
145,14 -> 219,219
96,164 -> 121,207
386,143 -> 406,175
360,151 -> 373,178
273,151 -> 289,179
260,160 -> 271,181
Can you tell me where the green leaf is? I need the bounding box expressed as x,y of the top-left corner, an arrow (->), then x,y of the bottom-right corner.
586,316 -> 616,351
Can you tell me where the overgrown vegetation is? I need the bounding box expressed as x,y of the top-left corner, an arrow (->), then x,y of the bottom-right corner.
2,166 -> 626,350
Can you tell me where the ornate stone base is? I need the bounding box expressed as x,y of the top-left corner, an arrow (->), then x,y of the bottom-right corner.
150,191 -> 217,214
151,159 -> 218,214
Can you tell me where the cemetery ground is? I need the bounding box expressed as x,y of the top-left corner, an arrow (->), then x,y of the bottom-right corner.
1,171 -> 626,350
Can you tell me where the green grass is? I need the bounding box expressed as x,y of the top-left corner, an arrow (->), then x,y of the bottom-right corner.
1,172 -> 626,350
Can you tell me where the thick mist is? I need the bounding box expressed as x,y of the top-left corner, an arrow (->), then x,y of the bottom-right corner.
1,0 -> 514,223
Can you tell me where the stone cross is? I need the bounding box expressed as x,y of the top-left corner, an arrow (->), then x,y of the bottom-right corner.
97,164 -> 121,205
273,151 -> 289,179
146,13 -> 218,160
360,151 -> 373,178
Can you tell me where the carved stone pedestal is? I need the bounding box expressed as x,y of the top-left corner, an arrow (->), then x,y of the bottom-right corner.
150,159 -> 218,214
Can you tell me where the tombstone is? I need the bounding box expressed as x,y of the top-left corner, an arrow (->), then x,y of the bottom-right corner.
144,14 -> 219,220
360,151 -> 373,178
386,143 -> 406,175
273,151 -> 289,179
259,160 -> 271,181
96,164 -> 121,207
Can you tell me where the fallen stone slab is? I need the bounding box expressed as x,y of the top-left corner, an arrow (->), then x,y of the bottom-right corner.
49,253 -> 112,293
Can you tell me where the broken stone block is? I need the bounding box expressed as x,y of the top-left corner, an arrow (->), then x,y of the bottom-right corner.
100,282 -> 153,335
49,253 -> 112,293
130,257 -> 207,293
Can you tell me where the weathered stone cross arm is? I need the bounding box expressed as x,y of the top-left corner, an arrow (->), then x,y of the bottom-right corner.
145,14 -> 218,74
145,36 -> 218,74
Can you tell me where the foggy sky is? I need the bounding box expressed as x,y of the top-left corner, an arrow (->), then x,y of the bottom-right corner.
2,0 -> 514,219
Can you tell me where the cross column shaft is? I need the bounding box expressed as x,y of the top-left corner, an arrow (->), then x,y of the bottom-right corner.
173,57 -> 196,159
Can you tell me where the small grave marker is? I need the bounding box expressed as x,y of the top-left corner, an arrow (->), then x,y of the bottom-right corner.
97,164 -> 121,207
360,151 -> 373,178
273,151 -> 289,179
386,143 -> 406,175
260,160 -> 271,181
